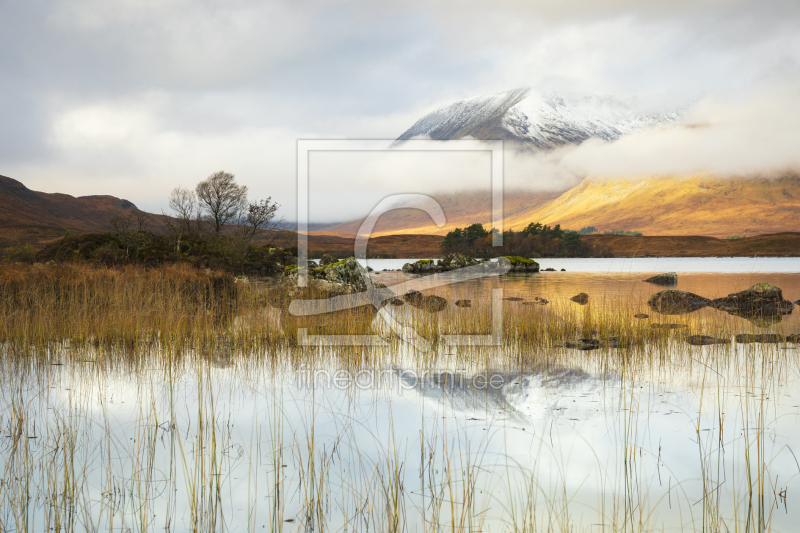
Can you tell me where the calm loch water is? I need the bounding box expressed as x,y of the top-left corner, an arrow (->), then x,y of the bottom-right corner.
3,257 -> 800,531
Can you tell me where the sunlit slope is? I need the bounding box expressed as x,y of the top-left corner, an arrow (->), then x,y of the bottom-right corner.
504,175 -> 800,237
319,189 -> 561,236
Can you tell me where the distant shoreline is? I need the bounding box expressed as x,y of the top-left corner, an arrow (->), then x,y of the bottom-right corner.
305,231 -> 800,259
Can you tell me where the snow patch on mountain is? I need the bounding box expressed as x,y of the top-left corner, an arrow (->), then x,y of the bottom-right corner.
397,88 -> 681,151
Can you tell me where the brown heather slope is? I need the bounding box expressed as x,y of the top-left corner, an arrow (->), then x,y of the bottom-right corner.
584,232 -> 800,257
318,189 -> 562,236
506,174 -> 800,237
0,174 -> 152,247
304,233 -> 444,258
305,231 -> 800,259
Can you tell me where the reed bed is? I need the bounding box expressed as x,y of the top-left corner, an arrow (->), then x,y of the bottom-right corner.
0,263 -> 798,531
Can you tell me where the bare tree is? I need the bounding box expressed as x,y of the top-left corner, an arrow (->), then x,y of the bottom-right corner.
163,186 -> 198,253
169,186 -> 197,233
195,171 -> 248,233
107,211 -> 151,260
236,197 -> 283,244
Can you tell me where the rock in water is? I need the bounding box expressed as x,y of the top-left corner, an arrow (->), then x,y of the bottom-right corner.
565,339 -> 601,350
607,336 -> 630,349
497,256 -> 540,273
278,258 -> 392,340
455,299 -> 472,308
711,283 -> 794,326
438,253 -> 482,271
570,293 -> 589,305
643,272 -> 678,285
402,253 -> 484,274
647,290 -> 711,315
402,259 -> 438,274
687,335 -> 729,346
404,290 -> 447,313
735,334 -> 800,344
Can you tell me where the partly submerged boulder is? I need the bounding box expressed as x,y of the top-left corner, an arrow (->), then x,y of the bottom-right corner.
687,335 -> 729,346
402,253 -> 482,274
402,254 -> 538,275
438,253 -> 482,271
402,258 -> 438,274
565,338 -> 601,350
277,258 -> 391,339
404,290 -> 447,312
498,256 -> 539,272
644,272 -> 678,285
570,293 -> 589,305
710,283 -> 794,318
735,333 -> 800,344
647,290 -> 711,315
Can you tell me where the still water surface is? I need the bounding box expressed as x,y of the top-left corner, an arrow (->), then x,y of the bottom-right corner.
3,261 -> 800,531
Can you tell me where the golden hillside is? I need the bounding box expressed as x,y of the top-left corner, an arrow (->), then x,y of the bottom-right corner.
504,174 -> 800,237
320,174 -> 800,238
319,189 -> 561,237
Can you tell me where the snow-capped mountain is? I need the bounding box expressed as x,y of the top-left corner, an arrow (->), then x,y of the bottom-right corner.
397,87 -> 681,151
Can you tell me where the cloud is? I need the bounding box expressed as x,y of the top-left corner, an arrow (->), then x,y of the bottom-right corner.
555,82 -> 800,178
1,0 -> 799,224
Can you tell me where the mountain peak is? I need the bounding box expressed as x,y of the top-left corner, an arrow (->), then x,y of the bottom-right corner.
397,88 -> 680,151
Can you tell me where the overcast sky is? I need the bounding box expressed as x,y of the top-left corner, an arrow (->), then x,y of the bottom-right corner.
1,0 -> 799,222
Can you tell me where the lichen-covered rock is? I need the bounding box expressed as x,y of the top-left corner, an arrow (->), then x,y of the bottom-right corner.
644,272 -> 678,285
648,290 -> 711,315
438,253 -> 481,271
319,254 -> 338,266
497,256 -> 539,273
402,259 -> 438,274
401,253 -> 484,274
276,257 -> 392,340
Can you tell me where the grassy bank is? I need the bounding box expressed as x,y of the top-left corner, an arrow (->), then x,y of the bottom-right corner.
1,263 -> 790,365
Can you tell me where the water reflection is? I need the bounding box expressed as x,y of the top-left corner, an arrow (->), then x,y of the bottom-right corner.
395,365 -> 600,426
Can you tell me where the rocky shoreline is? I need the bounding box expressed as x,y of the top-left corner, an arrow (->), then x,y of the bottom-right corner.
401,253 -> 539,274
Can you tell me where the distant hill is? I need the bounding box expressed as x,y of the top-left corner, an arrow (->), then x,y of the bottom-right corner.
0,174 -> 151,247
316,189 -> 562,237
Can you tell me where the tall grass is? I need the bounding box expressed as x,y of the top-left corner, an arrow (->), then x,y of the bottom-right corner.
0,263 -> 798,531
